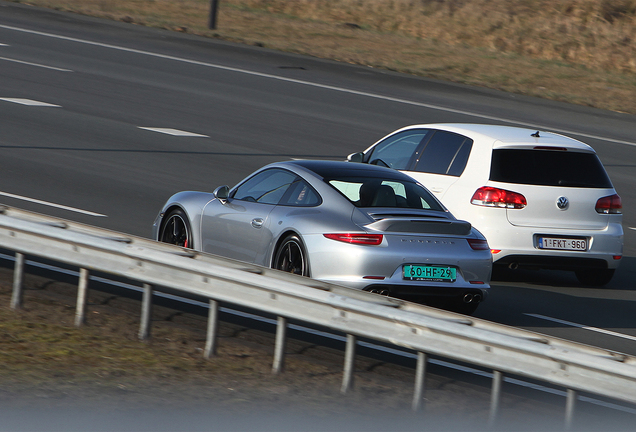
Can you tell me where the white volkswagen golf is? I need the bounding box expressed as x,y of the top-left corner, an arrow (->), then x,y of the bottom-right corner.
349,124 -> 623,286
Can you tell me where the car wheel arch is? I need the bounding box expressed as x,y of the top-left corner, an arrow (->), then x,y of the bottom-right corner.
271,230 -> 310,275
158,205 -> 195,248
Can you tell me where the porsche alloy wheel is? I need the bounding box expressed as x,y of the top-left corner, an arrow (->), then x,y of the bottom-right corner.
274,235 -> 309,277
159,209 -> 192,248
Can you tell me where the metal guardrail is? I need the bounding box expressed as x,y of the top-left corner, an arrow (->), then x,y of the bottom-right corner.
1,205 -> 635,429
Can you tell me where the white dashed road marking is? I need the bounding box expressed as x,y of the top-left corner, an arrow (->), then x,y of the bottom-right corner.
0,98 -> 61,107
1,23 -> 635,148
0,191 -> 106,217
0,56 -> 73,71
138,127 -> 208,137
525,313 -> 636,343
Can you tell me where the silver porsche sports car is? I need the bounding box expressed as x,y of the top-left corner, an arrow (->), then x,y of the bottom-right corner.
152,160 -> 492,313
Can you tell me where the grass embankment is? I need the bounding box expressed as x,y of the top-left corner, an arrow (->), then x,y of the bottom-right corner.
8,0 -> 636,114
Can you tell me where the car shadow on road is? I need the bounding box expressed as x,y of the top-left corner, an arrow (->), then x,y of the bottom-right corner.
491,255 -> 636,291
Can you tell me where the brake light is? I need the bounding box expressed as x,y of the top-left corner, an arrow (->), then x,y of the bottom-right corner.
471,187 -> 527,209
324,233 -> 383,245
467,239 -> 490,251
595,194 -> 622,214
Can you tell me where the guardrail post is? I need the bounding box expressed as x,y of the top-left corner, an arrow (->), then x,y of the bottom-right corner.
74,268 -> 89,327
565,389 -> 577,430
488,370 -> 503,428
272,316 -> 287,374
138,283 -> 153,341
341,333 -> 356,394
204,299 -> 219,358
10,252 -> 25,310
412,351 -> 427,411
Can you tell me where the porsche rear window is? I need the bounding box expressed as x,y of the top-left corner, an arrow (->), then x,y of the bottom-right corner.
327,177 -> 444,210
490,149 -> 613,188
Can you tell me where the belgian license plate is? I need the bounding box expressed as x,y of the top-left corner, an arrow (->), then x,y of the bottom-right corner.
538,237 -> 587,251
403,265 -> 456,282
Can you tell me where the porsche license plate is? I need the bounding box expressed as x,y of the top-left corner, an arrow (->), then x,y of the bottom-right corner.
403,265 -> 456,282
538,237 -> 587,251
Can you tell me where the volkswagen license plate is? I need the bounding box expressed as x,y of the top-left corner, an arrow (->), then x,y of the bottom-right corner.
538,237 -> 587,251
403,265 -> 456,282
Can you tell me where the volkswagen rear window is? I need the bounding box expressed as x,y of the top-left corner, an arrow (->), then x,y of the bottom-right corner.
490,149 -> 613,188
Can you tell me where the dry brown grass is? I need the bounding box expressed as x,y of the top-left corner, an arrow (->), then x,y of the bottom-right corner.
9,0 -> 636,113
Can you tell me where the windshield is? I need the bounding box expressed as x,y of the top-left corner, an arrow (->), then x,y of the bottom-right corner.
326,176 -> 444,210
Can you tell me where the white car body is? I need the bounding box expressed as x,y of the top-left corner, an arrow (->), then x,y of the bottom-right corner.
352,124 -> 623,286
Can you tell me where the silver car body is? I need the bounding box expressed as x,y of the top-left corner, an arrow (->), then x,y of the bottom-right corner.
153,160 -> 491,308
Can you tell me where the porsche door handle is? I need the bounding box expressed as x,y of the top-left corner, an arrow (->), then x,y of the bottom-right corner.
251,218 -> 264,228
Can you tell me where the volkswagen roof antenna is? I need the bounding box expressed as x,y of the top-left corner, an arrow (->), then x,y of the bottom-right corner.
531,131 -> 541,137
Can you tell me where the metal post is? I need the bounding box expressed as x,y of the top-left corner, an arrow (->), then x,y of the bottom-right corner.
10,252 -> 25,310
272,316 -> 287,374
412,351 -> 427,411
138,284 -> 153,341
565,389 -> 577,431
204,299 -> 219,358
75,268 -> 89,327
208,0 -> 220,29
488,370 -> 503,428
341,334 -> 356,394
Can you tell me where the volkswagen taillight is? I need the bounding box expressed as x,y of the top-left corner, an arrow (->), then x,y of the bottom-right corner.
471,187 -> 527,209
595,194 -> 622,214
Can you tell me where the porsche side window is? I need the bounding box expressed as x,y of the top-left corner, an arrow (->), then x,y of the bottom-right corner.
413,131 -> 473,176
233,169 -> 297,205
279,180 -> 322,207
366,130 -> 428,170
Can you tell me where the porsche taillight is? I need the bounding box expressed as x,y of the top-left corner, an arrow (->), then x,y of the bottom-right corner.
324,233 -> 383,245
467,239 -> 490,251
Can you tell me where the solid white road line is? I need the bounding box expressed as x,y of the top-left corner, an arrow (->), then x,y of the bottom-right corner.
0,56 -> 73,71
525,313 -> 636,343
0,98 -> 61,107
1,23 -> 636,148
0,191 -> 106,217
139,127 -> 208,137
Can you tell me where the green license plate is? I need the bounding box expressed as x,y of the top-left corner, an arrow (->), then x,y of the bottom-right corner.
403,265 -> 456,282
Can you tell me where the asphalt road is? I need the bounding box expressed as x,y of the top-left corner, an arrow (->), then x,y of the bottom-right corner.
2,1 -> 636,359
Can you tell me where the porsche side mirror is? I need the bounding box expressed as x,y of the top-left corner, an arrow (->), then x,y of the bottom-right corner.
347,152 -> 364,163
213,185 -> 229,202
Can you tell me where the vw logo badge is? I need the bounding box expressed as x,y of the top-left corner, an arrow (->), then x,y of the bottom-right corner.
556,196 -> 569,210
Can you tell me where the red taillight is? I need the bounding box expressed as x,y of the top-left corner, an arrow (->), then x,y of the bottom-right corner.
595,194 -> 622,214
467,239 -> 490,251
471,186 -> 527,209
324,233 -> 383,245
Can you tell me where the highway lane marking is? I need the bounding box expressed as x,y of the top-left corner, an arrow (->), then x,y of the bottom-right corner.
138,127 -> 208,137
0,191 -> 106,217
525,313 -> 636,342
0,43 -> 8,46
0,98 -> 61,107
0,55 -> 73,71
1,24 -> 636,149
